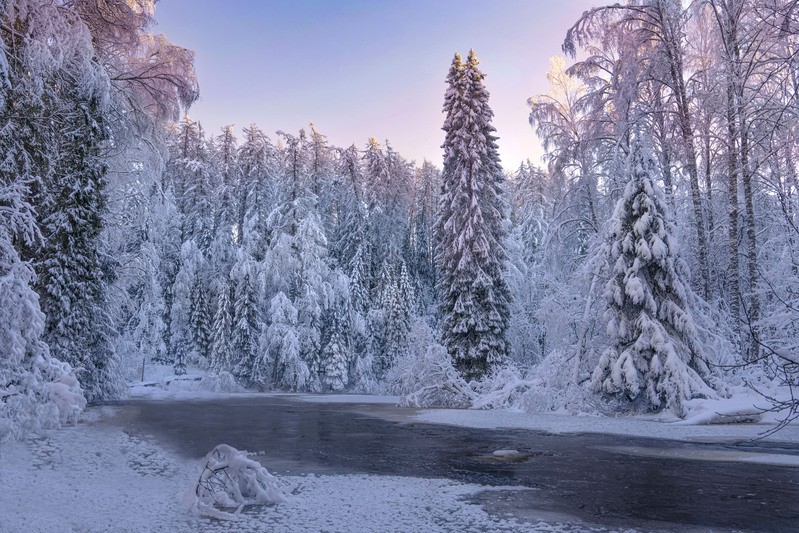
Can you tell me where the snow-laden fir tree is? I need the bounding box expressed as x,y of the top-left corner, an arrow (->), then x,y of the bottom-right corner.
396,260 -> 415,314
435,50 -> 511,381
349,245 -> 370,316
129,241 -> 167,364
381,283 -> 406,372
321,273 -> 352,391
266,291 -> 309,391
150,187 -> 183,363
38,97 -> 123,401
210,283 -> 232,373
177,125 -> 216,253
330,143 -> 367,270
347,246 -> 374,387
0,23 -> 87,437
231,249 -> 261,383
591,140 -> 718,415
293,212 -> 331,385
382,261 -> 413,372
237,125 -> 276,258
189,274 -> 213,362
170,239 -> 202,374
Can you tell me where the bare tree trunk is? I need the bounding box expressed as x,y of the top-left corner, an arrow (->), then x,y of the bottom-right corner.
725,65 -> 742,346
658,3 -> 711,298
704,128 -> 716,285
653,85 -> 675,205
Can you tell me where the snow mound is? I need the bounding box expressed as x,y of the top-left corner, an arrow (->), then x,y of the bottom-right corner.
492,449 -> 521,457
188,444 -> 286,520
680,396 -> 764,425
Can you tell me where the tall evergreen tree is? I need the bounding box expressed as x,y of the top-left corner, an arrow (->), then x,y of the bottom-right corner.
435,50 -> 511,381
38,97 -> 122,401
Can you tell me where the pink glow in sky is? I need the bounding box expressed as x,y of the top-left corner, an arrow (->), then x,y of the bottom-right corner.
155,0 -> 597,168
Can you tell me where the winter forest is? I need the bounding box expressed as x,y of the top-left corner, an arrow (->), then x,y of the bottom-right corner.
3,0 -> 799,445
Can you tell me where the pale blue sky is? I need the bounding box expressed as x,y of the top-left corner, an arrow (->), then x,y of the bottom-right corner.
154,0 -> 596,168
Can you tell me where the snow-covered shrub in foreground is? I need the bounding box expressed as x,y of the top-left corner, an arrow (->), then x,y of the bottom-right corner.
188,444 -> 286,520
384,319 -> 473,407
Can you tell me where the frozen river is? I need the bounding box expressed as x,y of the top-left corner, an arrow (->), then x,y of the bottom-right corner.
114,395 -> 799,532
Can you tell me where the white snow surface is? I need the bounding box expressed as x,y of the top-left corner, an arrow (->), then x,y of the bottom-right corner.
415,400 -> 799,446
292,393 -> 400,404
0,406 -> 621,533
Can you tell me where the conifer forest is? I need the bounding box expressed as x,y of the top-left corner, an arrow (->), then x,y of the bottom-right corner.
2,2 -> 799,531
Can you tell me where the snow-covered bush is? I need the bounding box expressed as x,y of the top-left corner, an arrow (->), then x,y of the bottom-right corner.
200,371 -> 241,393
469,353 -> 602,415
384,319 -> 473,407
470,364 -> 534,410
48,372 -> 87,425
188,444 -> 285,520
513,351 -> 603,414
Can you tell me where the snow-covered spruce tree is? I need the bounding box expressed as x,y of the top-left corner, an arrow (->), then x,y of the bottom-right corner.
293,212 -> 331,387
189,272 -> 213,363
237,125 -> 277,259
330,144 -> 367,270
382,262 -> 413,372
210,283 -> 232,374
435,50 -> 511,381
170,239 -> 202,374
349,245 -> 370,316
128,241 -> 167,364
591,140 -> 718,415
0,26 -> 86,437
150,187 -> 182,363
266,292 -> 309,391
321,273 -> 352,391
347,246 -> 375,389
178,125 -> 216,254
38,97 -> 124,402
230,249 -> 261,384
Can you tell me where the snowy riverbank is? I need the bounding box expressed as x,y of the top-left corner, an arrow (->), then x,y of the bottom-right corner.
2,404 -> 613,533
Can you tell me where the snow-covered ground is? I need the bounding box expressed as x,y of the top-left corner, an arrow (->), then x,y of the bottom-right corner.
0,405 -> 626,533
